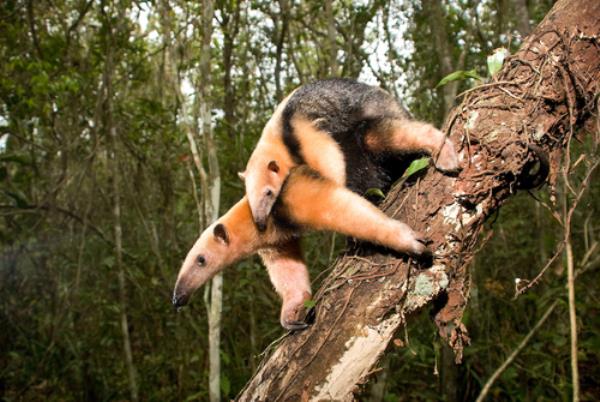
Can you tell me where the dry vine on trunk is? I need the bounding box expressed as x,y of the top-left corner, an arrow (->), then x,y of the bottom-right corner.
238,1 -> 600,400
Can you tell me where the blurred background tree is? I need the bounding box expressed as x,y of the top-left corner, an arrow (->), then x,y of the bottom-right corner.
0,0 -> 598,401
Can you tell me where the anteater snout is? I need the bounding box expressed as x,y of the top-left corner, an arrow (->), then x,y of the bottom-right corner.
256,220 -> 267,232
172,289 -> 190,308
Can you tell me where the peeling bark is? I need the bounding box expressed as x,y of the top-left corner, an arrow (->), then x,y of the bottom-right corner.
238,1 -> 600,400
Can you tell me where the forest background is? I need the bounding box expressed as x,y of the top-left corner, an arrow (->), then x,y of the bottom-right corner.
1,0 -> 599,401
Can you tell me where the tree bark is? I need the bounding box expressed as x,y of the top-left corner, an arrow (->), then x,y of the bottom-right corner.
423,3 -> 464,397
237,1 -> 600,400
197,2 -> 222,402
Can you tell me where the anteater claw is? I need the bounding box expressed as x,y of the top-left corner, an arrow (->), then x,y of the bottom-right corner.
282,320 -> 309,331
434,138 -> 461,174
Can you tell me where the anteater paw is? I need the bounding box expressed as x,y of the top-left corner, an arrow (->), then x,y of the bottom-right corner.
394,223 -> 433,258
280,291 -> 311,331
408,232 -> 431,256
434,138 -> 461,174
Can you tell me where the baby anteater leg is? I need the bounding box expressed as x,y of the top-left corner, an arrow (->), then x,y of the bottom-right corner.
280,167 -> 428,256
365,120 -> 460,173
259,239 -> 311,331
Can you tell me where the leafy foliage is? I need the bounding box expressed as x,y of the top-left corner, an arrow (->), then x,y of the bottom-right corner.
435,69 -> 482,89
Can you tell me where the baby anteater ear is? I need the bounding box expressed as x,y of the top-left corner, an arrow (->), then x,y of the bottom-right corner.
268,160 -> 279,173
213,223 -> 230,245
237,171 -> 246,181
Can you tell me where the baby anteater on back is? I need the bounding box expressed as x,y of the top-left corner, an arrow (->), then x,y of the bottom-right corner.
242,78 -> 460,229
281,78 -> 419,195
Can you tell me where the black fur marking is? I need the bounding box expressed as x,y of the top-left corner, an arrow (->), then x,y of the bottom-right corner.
282,107 -> 305,165
291,165 -> 324,182
270,172 -> 302,231
271,199 -> 302,232
213,223 -> 229,245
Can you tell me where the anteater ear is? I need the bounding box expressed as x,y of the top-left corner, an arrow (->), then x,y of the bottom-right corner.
213,223 -> 230,245
268,160 -> 280,173
237,171 -> 246,181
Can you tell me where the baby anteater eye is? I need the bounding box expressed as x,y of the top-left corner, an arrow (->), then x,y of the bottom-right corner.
196,255 -> 206,267
265,189 -> 274,197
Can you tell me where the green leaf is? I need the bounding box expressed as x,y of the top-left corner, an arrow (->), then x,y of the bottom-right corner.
487,47 -> 509,76
403,157 -> 430,178
435,69 -> 482,88
364,188 -> 385,199
303,299 -> 316,308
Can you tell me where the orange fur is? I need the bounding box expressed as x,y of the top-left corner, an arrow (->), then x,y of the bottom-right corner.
282,167 -> 426,255
291,117 -> 346,185
173,194 -> 311,328
173,198 -> 259,304
364,120 -> 459,172
176,82 -> 461,328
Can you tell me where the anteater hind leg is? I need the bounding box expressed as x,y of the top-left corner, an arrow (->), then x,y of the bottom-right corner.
281,166 -> 429,256
259,239 -> 311,331
365,119 -> 461,173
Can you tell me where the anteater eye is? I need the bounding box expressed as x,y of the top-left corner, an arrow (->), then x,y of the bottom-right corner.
265,189 -> 273,197
196,255 -> 206,267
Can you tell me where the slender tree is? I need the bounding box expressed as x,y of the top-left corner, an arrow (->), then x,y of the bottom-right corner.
195,2 -> 223,401
100,2 -> 139,400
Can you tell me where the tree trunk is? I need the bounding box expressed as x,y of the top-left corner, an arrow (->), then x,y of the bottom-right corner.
220,0 -> 241,139
424,0 -> 462,121
237,1 -> 600,400
325,0 -> 337,76
273,0 -> 290,100
514,0 -> 531,37
424,2 -> 464,396
101,6 -> 139,401
198,2 -> 222,402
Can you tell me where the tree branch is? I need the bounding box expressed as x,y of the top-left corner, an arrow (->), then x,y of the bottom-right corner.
475,300 -> 558,402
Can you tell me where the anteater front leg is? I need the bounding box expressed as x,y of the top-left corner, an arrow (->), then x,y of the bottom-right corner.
259,239 -> 311,331
281,167 -> 429,256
